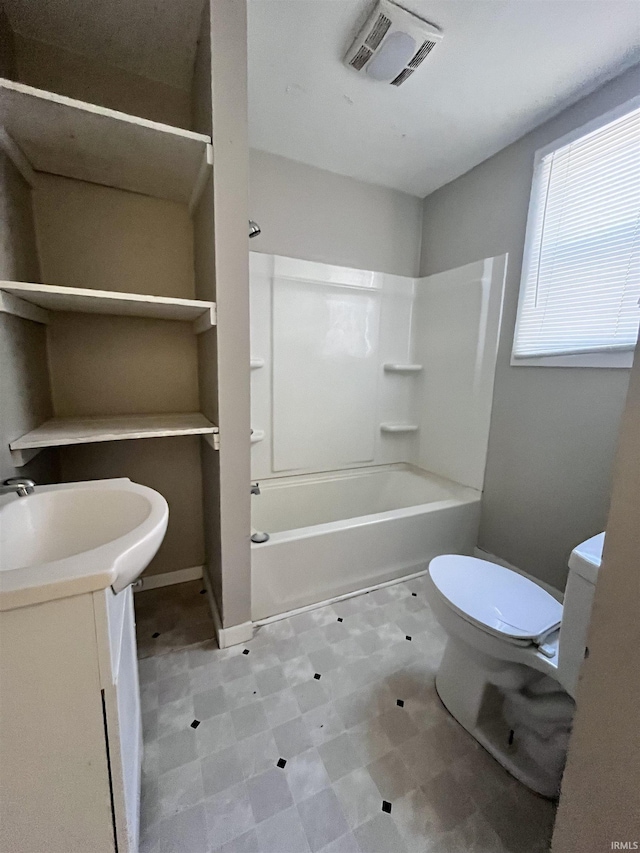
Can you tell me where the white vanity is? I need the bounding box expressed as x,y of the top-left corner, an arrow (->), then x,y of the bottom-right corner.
0,478 -> 168,853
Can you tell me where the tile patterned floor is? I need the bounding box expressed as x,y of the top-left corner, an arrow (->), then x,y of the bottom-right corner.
136,580 -> 216,658
135,576 -> 556,853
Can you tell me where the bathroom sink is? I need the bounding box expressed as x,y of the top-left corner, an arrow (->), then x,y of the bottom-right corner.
0,478 -> 168,610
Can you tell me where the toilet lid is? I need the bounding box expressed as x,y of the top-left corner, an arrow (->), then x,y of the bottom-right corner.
429,555 -> 562,642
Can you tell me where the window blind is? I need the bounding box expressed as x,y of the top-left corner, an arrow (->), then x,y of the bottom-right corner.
513,102 -> 640,360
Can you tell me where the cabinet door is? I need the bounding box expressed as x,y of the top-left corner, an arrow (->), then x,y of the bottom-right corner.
99,586 -> 142,853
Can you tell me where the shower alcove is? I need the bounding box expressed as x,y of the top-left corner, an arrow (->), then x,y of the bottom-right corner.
249,251 -> 507,620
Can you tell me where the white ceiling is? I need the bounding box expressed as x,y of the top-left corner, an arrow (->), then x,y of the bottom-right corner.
3,0 -> 206,90
247,0 -> 640,197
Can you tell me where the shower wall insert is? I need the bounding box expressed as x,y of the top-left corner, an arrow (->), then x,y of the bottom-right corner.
250,252 -> 507,620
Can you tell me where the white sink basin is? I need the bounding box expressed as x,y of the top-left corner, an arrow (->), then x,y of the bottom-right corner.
0,478 -> 168,610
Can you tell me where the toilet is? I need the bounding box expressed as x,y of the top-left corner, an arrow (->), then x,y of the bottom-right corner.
425,533 -> 604,798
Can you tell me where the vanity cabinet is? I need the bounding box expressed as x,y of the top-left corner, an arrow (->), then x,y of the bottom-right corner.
0,584 -> 141,853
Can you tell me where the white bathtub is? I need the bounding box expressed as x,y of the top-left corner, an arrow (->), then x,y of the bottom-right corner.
251,464 -> 481,621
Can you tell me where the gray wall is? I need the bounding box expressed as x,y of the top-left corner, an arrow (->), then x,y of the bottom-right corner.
249,149 -> 423,277
0,151 -> 58,484
419,64 -> 639,591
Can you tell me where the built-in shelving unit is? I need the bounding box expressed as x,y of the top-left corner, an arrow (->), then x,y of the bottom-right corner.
380,423 -> 419,434
383,363 -> 423,373
0,281 -> 216,333
9,413 -> 217,466
0,78 -> 212,207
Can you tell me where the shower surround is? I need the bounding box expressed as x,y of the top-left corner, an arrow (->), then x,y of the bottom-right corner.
250,252 -> 506,620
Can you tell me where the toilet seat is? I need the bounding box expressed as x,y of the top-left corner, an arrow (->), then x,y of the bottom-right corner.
429,555 -> 562,644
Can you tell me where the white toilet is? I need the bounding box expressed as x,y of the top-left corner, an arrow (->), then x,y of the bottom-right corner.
425,533 -> 604,798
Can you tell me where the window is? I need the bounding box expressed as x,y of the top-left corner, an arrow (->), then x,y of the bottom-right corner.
512,97 -> 640,368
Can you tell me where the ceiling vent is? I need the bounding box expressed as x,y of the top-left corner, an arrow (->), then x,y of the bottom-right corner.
344,0 -> 442,86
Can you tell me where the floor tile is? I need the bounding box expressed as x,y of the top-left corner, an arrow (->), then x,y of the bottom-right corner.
157,728 -> 197,775
353,812 -> 409,853
397,728 -> 449,786
193,685 -> 228,721
222,654 -> 252,684
297,788 -> 350,853
236,729 -> 281,780
213,828 -> 260,853
195,711 -> 237,758
376,706 -> 420,746
292,678 -> 330,713
262,688 -> 302,727
157,802 -> 208,853
272,715 -> 314,758
318,733 -> 362,782
308,646 -> 341,673
347,716 -> 394,764
247,766 -> 295,824
285,747 -> 332,803
298,627 -> 331,654
186,639 -> 219,669
255,806 -> 312,853
316,832 -> 361,853
303,703 -> 347,746
157,759 -> 204,820
232,700 -> 270,741
246,645 -> 281,673
138,656 -> 159,684
332,767 -> 385,831
155,649 -> 190,680
224,673 -> 260,709
480,787 -> 555,853
189,661 -> 223,694
271,636 -> 303,662
420,769 -> 477,832
156,696 -> 195,740
255,664 -> 288,697
202,744 -> 244,797
282,655 -> 316,686
366,751 -> 418,801
205,781 -> 256,850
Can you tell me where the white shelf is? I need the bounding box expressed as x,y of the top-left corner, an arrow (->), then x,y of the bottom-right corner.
10,413 -> 217,466
250,358 -> 265,369
0,281 -> 216,333
0,78 -> 212,205
383,363 -> 423,373
380,423 -> 419,434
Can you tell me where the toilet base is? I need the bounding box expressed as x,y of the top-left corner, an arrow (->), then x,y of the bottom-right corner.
435,639 -> 569,799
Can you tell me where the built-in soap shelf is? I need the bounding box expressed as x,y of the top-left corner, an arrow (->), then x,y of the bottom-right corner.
0,281 -> 216,333
383,363 -> 423,374
380,423 -> 419,434
250,430 -> 265,444
250,358 -> 265,369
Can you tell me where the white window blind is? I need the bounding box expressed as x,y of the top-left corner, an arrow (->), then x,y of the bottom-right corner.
513,100 -> 640,362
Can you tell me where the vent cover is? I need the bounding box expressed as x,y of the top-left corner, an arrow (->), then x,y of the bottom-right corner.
345,0 -> 442,86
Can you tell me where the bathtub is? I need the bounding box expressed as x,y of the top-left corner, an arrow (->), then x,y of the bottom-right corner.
251,464 -> 481,621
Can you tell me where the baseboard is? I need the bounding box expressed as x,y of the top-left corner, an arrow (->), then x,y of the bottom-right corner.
134,565 -> 203,591
474,547 -> 563,602
202,571 -> 254,649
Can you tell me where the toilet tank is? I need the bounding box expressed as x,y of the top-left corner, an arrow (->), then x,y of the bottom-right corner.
557,533 -> 605,698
